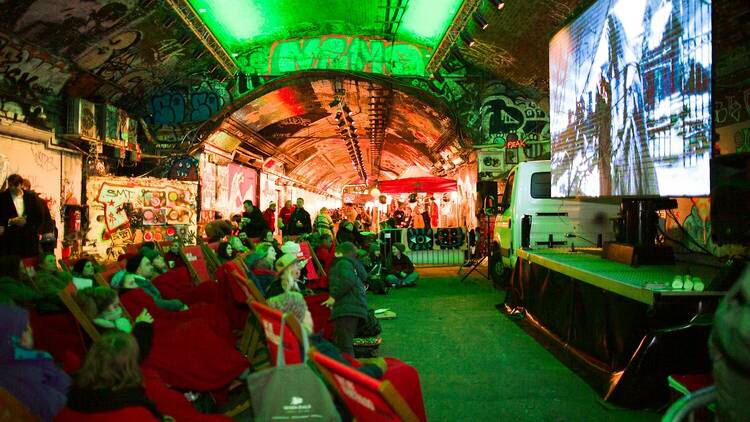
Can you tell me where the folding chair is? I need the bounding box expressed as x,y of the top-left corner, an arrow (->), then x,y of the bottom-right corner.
249,301 -> 306,366
58,282 -> 102,342
179,245 -> 213,285
310,351 -> 421,422
661,385 -> 717,422
200,242 -> 221,276
0,386 -> 42,422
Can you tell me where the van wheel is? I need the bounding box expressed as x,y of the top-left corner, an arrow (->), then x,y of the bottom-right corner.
488,252 -> 508,288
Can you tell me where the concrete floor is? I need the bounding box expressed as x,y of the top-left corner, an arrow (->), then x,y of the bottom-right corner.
367,266 -> 661,422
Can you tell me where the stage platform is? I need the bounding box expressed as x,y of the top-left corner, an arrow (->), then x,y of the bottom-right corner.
505,248 -> 725,409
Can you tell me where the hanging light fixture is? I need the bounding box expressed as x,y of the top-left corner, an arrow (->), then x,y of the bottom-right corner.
342,104 -> 352,115
473,12 -> 489,29
489,0 -> 505,10
460,31 -> 476,47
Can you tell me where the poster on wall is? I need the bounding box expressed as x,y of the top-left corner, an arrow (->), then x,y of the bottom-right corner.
84,176 -> 198,261
227,163 -> 258,211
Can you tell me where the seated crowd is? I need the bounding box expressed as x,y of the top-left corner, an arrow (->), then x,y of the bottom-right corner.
0,218 -> 424,421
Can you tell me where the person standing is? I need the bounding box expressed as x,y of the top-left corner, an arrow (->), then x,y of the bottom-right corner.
278,200 -> 294,239
324,242 -> 369,356
288,198 -> 312,236
262,202 -> 277,234
240,200 -> 268,240
0,174 -> 43,257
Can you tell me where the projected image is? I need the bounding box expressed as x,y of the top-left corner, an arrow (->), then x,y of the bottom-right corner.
550,0 -> 712,197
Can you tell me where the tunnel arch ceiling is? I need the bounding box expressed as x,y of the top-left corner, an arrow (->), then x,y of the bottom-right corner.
204,73 -> 468,193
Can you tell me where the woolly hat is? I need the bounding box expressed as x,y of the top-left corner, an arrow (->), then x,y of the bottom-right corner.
274,253 -> 299,274
267,291 -> 307,324
336,241 -> 358,257
280,241 -> 301,256
244,251 -> 265,268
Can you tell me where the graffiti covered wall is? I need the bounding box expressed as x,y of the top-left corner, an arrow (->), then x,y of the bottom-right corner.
84,176 -> 198,261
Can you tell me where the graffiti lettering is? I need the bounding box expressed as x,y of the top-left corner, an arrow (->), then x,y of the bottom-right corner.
149,80 -> 231,126
265,35 -> 431,76
32,149 -> 57,172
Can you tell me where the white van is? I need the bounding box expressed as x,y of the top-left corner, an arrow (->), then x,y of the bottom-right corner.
489,160 -> 620,282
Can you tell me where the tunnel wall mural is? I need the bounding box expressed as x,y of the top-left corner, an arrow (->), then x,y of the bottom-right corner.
84,176 -> 198,261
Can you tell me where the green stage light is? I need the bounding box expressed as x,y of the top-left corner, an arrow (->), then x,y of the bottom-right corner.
186,0 -> 464,76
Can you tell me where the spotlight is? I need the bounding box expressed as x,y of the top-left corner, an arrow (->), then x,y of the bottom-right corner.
338,120 -> 346,127
489,0 -> 505,10
342,104 -> 352,115
351,126 -> 358,133
431,72 -> 445,83
345,116 -> 354,124
473,12 -> 489,29
334,111 -> 342,121
460,32 -> 476,47
329,98 -> 340,107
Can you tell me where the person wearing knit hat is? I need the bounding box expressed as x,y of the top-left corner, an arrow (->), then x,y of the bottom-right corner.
140,248 -> 167,276
0,303 -> 71,421
267,291 -> 314,333
280,240 -> 302,257
120,254 -> 187,311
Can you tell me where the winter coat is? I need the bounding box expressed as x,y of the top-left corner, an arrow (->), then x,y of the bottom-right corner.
328,256 -> 368,320
390,253 -> 415,276
288,207 -> 312,235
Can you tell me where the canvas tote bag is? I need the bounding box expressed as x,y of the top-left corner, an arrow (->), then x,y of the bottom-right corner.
247,313 -> 341,421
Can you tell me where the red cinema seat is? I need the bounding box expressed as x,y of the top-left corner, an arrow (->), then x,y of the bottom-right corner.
249,301 -> 306,366
180,245 -> 212,284
310,351 -> 422,422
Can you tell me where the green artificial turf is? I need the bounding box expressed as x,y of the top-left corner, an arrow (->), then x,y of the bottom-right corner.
367,267 -> 661,422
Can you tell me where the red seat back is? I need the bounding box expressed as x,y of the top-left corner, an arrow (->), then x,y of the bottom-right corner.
249,301 -> 304,366
311,351 -> 420,422
180,245 -> 212,284
21,257 -> 38,279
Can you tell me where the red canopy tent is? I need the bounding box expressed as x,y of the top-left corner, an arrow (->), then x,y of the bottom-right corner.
378,177 -> 457,194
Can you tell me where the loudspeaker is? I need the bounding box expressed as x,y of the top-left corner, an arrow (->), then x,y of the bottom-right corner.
477,180 -> 498,214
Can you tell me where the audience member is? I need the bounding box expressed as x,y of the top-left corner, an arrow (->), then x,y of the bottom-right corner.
141,248 -> 168,277
0,174 -> 44,257
0,255 -> 42,305
310,234 -> 334,291
35,253 -> 72,297
278,200 -> 294,238
710,267 -> 750,421
240,200 -> 268,240
324,242 -> 369,356
386,243 -> 418,288
122,253 -> 187,311
0,303 -> 70,421
288,198 -> 312,236
57,331 -> 164,421
229,236 -> 249,255
163,240 -> 187,270
336,220 -> 361,247
266,253 -> 303,298
262,202 -> 277,233
204,218 -> 233,243
314,207 -> 334,237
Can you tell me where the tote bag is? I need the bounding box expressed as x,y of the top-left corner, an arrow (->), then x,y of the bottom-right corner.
247,313 -> 341,421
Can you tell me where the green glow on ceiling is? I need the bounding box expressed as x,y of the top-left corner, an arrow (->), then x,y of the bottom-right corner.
399,0 -> 463,46
187,0 -> 464,76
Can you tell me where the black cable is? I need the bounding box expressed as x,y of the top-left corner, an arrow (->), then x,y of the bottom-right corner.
656,225 -> 714,257
665,210 -> 715,256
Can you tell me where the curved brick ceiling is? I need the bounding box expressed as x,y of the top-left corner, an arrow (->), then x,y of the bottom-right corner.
211,77 -> 460,191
